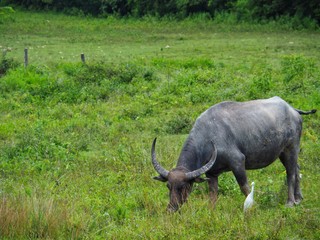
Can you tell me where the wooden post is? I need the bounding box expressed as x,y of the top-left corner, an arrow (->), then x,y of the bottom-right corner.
81,53 -> 85,63
24,48 -> 28,67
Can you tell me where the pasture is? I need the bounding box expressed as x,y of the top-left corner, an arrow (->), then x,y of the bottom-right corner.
0,11 -> 319,239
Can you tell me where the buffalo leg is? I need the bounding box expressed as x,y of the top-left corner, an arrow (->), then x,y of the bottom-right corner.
280,149 -> 299,206
234,171 -> 250,197
294,164 -> 303,204
207,176 -> 218,207
230,154 -> 250,196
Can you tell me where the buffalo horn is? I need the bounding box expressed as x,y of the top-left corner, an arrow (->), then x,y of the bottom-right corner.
151,138 -> 169,178
185,141 -> 217,180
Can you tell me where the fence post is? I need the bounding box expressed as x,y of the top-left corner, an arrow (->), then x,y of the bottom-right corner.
24,48 -> 28,67
81,53 -> 85,64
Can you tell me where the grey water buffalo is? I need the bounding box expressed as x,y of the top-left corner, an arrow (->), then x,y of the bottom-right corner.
151,96 -> 316,212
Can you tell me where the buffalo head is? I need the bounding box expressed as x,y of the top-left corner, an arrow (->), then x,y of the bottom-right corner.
151,138 -> 217,212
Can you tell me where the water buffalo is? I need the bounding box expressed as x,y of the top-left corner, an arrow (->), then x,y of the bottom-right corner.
151,97 -> 316,212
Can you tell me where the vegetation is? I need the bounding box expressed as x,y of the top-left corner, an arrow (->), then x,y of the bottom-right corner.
0,6 -> 15,24
0,10 -> 319,239
2,0 -> 320,25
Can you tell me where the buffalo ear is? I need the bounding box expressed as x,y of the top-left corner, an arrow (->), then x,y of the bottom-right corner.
194,177 -> 209,183
153,175 -> 168,182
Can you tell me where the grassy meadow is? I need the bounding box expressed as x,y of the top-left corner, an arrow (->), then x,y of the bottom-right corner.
0,11 -> 319,239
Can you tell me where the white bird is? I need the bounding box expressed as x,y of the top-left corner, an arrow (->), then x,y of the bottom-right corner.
244,182 -> 255,212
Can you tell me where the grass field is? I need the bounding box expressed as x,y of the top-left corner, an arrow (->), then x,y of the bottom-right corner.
0,11 -> 319,239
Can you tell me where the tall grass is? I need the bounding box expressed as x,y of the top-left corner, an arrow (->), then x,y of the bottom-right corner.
0,193 -> 82,239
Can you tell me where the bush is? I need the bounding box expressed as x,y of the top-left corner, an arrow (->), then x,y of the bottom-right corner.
0,65 -> 57,102
0,49 -> 19,76
0,6 -> 15,23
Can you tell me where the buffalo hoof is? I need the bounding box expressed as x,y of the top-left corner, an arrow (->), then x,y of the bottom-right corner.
167,204 -> 179,213
286,201 -> 295,207
295,194 -> 303,204
294,198 -> 303,205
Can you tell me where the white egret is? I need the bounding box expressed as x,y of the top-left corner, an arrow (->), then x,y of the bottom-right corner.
244,182 -> 255,212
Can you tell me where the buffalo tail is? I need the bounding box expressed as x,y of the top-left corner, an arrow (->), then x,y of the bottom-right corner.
295,109 -> 317,115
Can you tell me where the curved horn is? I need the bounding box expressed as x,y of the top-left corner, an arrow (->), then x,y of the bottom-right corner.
151,138 -> 169,178
185,141 -> 217,180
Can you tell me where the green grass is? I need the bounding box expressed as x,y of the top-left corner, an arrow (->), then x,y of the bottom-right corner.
1,11 -> 320,65
0,11 -> 319,239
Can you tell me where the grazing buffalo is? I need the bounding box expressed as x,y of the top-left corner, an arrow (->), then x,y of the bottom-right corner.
151,97 -> 316,212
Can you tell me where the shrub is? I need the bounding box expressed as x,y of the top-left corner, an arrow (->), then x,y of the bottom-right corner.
0,6 -> 15,24
0,65 -> 58,103
0,49 -> 19,77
